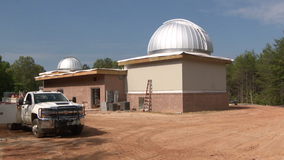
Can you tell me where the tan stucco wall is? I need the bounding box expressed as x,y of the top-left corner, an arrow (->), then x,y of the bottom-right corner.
125,57 -> 227,93
182,58 -> 227,91
125,59 -> 183,92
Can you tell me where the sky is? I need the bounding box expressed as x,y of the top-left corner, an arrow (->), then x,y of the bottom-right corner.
1,0 -> 284,71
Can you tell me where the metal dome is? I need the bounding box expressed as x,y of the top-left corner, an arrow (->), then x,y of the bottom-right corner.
57,57 -> 83,71
147,19 -> 213,55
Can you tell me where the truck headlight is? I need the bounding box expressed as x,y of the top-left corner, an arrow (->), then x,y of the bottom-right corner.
78,106 -> 85,116
39,108 -> 56,118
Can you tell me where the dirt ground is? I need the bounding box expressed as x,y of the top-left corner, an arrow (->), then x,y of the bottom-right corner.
1,105 -> 284,160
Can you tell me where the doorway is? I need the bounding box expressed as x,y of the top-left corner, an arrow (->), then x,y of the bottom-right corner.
91,88 -> 100,108
139,97 -> 144,110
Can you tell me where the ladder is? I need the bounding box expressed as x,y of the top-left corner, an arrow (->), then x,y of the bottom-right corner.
143,80 -> 152,112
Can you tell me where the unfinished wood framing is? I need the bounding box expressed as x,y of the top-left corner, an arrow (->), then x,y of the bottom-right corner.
35,69 -> 127,81
118,52 -> 232,66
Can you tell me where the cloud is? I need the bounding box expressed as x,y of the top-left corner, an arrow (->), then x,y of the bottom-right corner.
212,0 -> 284,25
231,1 -> 284,24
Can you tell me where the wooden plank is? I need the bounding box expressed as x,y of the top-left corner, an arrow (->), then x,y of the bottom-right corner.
118,54 -> 184,66
118,58 -> 150,66
97,70 -> 127,75
183,54 -> 232,64
118,53 -> 232,66
149,54 -> 183,62
35,69 -> 127,81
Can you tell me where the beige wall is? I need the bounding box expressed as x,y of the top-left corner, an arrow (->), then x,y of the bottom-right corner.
182,58 -> 227,91
125,57 -> 227,93
125,59 -> 183,92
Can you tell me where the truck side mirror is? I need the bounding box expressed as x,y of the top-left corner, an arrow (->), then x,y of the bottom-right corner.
72,97 -> 76,103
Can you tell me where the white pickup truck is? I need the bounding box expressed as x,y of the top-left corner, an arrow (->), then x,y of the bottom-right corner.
0,91 -> 85,138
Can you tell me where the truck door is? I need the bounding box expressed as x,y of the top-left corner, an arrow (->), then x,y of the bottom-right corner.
21,93 -> 34,124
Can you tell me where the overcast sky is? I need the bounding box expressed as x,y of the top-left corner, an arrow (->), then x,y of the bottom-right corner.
1,0 -> 284,71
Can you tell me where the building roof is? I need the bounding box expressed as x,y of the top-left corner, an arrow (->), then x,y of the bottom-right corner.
57,57 -> 83,71
117,52 -> 233,66
147,19 -> 213,55
35,68 -> 127,81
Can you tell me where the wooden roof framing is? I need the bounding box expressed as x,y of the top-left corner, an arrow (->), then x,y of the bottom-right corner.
35,69 -> 127,81
118,52 -> 233,66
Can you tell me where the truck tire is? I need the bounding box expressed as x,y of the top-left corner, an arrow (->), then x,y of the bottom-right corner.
7,123 -> 16,130
32,119 -> 44,138
71,126 -> 84,135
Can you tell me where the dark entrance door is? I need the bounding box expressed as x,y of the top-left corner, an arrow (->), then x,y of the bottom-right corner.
91,88 -> 100,108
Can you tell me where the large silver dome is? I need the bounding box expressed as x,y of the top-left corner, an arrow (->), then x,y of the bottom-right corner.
57,57 -> 82,71
147,19 -> 213,55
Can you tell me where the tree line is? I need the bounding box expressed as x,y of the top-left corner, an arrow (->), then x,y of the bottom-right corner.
227,36 -> 284,105
0,56 -> 120,99
3,35 -> 284,106
0,56 -> 45,98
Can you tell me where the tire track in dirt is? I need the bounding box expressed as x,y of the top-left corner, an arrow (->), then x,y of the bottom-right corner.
2,105 -> 284,159
97,115 -> 176,159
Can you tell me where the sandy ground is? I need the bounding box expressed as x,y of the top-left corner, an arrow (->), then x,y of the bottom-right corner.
1,105 -> 284,160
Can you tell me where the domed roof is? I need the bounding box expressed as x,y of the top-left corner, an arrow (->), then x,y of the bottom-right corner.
147,19 -> 213,55
57,57 -> 82,71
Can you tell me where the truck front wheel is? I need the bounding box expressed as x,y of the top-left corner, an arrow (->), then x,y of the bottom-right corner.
71,126 -> 84,135
32,119 -> 44,138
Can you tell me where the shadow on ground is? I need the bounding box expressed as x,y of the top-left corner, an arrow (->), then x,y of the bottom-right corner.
0,124 -> 107,139
58,125 -> 107,138
228,105 -> 252,110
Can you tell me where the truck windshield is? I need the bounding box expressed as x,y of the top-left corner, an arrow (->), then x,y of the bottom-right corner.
34,93 -> 69,104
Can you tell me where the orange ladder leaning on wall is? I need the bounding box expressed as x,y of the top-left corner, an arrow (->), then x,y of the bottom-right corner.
143,79 -> 152,112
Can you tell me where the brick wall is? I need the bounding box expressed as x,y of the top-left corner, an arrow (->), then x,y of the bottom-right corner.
152,94 -> 183,113
104,74 -> 126,102
43,74 -> 126,109
183,92 -> 229,112
127,93 -> 183,113
127,92 -> 229,113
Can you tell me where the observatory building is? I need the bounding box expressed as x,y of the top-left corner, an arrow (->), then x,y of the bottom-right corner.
118,19 -> 232,112
35,57 -> 127,109
35,18 -> 232,113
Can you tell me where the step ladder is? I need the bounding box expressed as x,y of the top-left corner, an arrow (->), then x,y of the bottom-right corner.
143,80 -> 152,112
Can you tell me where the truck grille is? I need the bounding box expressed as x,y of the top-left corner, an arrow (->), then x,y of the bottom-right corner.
52,106 -> 79,119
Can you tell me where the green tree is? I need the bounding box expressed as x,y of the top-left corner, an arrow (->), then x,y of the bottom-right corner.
255,37 -> 284,105
82,64 -> 90,70
227,50 -> 258,103
93,58 -> 122,69
8,56 -> 45,92
0,55 -> 14,99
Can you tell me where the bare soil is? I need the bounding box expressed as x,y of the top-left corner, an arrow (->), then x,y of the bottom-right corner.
1,105 -> 284,160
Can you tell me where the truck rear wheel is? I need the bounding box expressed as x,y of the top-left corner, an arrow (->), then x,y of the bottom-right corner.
71,126 -> 84,135
32,119 -> 44,138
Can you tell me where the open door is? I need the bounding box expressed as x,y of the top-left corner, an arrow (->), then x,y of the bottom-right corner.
91,88 -> 100,108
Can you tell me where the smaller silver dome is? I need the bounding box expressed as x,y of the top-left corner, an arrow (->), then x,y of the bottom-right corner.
57,57 -> 82,71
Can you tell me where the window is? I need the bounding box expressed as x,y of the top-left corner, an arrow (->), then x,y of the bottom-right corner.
34,93 -> 68,104
25,94 -> 32,105
27,94 -> 31,102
